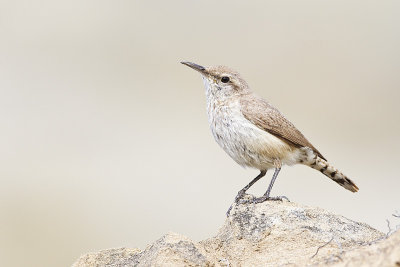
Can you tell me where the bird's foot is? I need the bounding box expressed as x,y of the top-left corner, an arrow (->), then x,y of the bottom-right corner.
234,189 -> 247,203
252,195 -> 290,204
242,195 -> 290,204
226,193 -> 290,216
226,189 -> 248,217
226,205 -> 233,217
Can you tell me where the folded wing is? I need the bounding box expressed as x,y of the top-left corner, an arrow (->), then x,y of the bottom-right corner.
240,95 -> 326,161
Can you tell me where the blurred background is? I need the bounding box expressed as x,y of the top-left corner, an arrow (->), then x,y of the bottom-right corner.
1,0 -> 399,266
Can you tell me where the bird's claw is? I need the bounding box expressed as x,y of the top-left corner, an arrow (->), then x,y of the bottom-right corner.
241,195 -> 290,204
227,193 -> 289,216
226,190 -> 247,217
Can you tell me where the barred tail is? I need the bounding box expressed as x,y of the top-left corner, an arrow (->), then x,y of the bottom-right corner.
301,149 -> 359,192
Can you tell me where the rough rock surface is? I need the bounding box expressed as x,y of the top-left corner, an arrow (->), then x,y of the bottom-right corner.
331,228 -> 400,267
73,195 -> 398,266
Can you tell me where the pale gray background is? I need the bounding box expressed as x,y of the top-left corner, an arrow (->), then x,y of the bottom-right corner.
1,1 -> 399,266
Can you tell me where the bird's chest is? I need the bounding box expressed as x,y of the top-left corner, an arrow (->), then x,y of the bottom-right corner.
206,98 -> 292,169
207,100 -> 248,145
206,100 -> 264,163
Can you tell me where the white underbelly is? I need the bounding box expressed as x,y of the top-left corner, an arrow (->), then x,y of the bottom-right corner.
208,101 -> 300,170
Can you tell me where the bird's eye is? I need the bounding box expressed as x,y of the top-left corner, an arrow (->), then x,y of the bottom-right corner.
221,76 -> 230,83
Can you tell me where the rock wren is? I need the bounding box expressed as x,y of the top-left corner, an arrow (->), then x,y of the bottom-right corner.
181,62 -> 358,207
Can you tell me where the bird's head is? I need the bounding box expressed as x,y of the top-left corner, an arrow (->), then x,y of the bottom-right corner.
181,61 -> 250,98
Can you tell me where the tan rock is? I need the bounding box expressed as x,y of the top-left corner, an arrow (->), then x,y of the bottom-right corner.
331,229 -> 400,267
73,196 -> 398,266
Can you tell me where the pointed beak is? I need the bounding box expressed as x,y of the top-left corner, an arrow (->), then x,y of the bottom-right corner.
181,61 -> 207,74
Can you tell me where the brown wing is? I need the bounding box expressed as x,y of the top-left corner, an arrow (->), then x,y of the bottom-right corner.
240,95 -> 326,160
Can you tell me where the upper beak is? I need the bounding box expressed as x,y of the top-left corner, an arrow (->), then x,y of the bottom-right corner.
181,61 -> 207,74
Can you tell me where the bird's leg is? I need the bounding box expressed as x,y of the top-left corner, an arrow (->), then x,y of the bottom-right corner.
252,167 -> 290,204
226,170 -> 267,216
264,167 -> 281,198
235,170 -> 267,202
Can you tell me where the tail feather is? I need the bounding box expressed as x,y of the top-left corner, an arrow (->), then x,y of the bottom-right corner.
300,148 -> 359,192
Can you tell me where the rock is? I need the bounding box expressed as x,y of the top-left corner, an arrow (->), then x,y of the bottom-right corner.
72,233 -> 212,267
72,248 -> 141,267
332,229 -> 400,267
132,232 -> 212,266
73,195 -> 396,266
201,196 -> 384,266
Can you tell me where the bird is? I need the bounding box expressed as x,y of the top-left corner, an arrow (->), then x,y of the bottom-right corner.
181,61 -> 358,210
